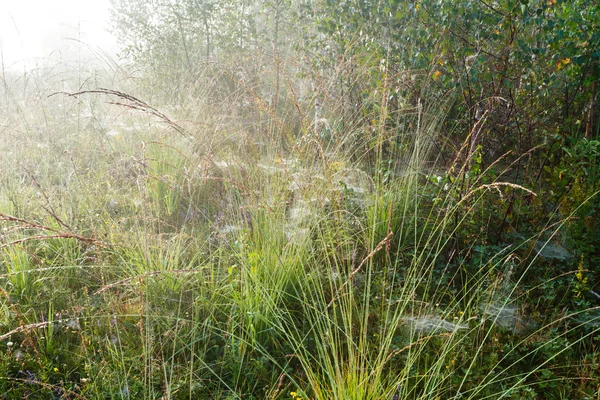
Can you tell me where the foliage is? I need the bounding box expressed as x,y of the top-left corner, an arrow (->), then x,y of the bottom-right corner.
0,0 -> 598,398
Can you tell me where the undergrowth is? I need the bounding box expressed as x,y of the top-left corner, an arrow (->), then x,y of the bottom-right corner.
0,41 -> 599,400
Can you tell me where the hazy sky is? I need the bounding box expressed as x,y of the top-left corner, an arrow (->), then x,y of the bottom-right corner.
0,0 -> 117,71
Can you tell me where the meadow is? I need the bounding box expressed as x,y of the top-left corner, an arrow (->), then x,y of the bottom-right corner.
1,1 -> 600,398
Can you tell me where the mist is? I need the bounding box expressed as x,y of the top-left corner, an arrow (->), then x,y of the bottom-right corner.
0,0 -> 598,398
1,0 -> 116,71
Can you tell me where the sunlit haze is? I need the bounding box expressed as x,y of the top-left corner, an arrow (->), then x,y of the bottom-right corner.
0,0 -> 117,71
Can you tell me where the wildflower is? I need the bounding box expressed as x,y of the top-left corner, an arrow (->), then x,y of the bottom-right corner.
576,255 -> 587,283
53,367 -> 59,373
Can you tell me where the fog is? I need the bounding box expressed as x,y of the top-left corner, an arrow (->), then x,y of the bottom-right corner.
0,0 -> 117,71
0,1 -> 598,398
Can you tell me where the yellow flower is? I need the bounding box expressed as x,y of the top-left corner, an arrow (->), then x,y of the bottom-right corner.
433,71 -> 442,81
329,161 -> 345,173
53,367 -> 59,373
576,256 -> 588,284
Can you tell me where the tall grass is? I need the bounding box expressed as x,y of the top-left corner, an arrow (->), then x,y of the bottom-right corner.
0,39 -> 598,399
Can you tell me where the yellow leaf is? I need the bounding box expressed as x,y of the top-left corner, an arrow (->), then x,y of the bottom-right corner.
556,58 -> 570,70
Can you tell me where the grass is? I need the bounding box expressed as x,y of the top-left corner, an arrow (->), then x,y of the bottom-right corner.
0,47 -> 599,400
